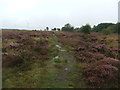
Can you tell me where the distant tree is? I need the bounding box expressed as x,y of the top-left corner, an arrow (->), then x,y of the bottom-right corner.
91,25 -> 96,32
32,30 -> 37,31
101,23 -> 120,34
101,25 -> 115,34
92,23 -> 114,32
46,27 -> 49,31
52,28 -> 57,31
80,24 -> 91,34
74,27 -> 80,32
57,28 -> 61,31
62,23 -> 74,31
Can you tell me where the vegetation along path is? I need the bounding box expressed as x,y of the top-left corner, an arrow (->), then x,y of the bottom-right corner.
39,32 -> 87,88
3,31 -> 88,88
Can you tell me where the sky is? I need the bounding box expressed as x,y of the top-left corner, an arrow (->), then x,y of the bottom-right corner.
0,0 -> 119,30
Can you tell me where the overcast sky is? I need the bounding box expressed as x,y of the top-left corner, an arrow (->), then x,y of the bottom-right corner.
0,0 -> 119,30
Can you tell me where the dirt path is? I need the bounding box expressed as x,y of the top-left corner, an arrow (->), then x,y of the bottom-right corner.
39,32 -> 87,88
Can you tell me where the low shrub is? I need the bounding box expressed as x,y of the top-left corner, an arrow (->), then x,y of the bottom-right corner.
84,57 -> 120,86
3,53 -> 23,67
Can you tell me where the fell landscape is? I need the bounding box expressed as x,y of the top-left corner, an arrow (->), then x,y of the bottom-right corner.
2,23 -> 120,88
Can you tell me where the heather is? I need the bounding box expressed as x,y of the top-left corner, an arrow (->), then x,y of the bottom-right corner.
2,30 -> 119,88
55,31 -> 119,88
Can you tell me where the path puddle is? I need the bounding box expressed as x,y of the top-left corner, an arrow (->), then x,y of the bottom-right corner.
56,44 -> 66,52
56,44 -> 61,48
53,56 -> 59,59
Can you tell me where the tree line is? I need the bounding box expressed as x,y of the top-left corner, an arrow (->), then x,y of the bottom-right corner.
51,23 -> 120,34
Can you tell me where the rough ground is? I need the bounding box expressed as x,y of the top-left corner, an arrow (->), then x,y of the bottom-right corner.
2,30 -> 119,88
35,32 -> 87,88
2,31 -> 88,88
